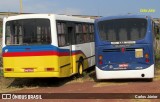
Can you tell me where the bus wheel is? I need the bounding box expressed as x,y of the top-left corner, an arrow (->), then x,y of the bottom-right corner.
78,62 -> 84,77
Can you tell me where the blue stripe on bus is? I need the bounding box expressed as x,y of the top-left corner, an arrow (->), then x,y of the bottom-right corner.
2,45 -> 69,53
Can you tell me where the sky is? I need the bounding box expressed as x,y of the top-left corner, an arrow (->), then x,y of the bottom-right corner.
0,0 -> 159,18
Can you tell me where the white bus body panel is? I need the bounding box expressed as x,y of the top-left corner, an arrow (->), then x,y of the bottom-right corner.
72,42 -> 95,67
96,64 -> 154,79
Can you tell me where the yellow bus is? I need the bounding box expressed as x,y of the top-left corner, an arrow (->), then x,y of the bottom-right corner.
2,14 -> 95,78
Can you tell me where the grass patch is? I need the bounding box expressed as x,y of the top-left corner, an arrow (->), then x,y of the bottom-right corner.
154,57 -> 160,81
0,68 -> 3,76
155,62 -> 160,70
0,53 -> 3,75
67,71 -> 95,84
0,77 -> 15,93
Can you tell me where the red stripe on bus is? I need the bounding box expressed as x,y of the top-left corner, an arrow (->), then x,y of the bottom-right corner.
72,51 -> 82,55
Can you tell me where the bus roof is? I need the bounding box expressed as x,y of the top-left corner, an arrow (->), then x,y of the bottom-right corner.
54,14 -> 94,22
3,14 -> 94,23
96,15 -> 151,22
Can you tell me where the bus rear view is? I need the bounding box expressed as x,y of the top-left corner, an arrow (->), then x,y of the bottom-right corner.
95,15 -> 155,80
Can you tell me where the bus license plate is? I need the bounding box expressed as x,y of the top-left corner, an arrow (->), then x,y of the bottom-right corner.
24,68 -> 34,72
119,64 -> 128,68
135,49 -> 143,58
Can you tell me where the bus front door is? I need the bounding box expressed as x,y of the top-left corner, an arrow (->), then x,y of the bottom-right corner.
67,23 -> 75,75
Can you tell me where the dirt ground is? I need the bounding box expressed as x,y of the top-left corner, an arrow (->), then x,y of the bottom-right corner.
0,68 -> 160,102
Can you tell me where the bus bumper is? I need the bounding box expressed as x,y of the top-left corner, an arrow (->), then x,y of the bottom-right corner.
96,64 -> 154,79
4,72 -> 60,78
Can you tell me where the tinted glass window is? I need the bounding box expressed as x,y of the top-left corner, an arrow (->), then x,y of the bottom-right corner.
57,22 -> 68,47
5,19 -> 51,45
98,18 -> 147,42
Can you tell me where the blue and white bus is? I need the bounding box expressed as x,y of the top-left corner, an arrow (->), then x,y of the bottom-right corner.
94,15 -> 157,80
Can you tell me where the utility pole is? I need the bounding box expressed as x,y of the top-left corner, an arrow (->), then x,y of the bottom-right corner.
19,0 -> 23,14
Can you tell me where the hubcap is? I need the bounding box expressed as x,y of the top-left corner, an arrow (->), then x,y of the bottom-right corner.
79,64 -> 83,75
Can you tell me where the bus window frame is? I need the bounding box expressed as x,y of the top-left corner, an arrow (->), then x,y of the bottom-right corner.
57,20 -> 94,47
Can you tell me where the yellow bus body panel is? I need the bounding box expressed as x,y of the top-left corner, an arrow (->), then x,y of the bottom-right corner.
3,53 -> 89,78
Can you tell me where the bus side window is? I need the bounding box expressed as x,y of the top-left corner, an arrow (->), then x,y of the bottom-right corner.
75,24 -> 83,44
91,25 -> 94,41
89,25 -> 92,41
57,22 -> 66,47
83,24 -> 88,43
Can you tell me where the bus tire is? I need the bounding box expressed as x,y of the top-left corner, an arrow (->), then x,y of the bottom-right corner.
78,61 -> 84,77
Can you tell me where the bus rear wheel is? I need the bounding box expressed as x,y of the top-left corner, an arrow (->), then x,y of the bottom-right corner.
78,62 -> 84,77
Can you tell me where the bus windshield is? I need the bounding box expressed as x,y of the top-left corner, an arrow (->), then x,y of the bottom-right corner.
98,18 -> 147,42
5,19 -> 51,45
